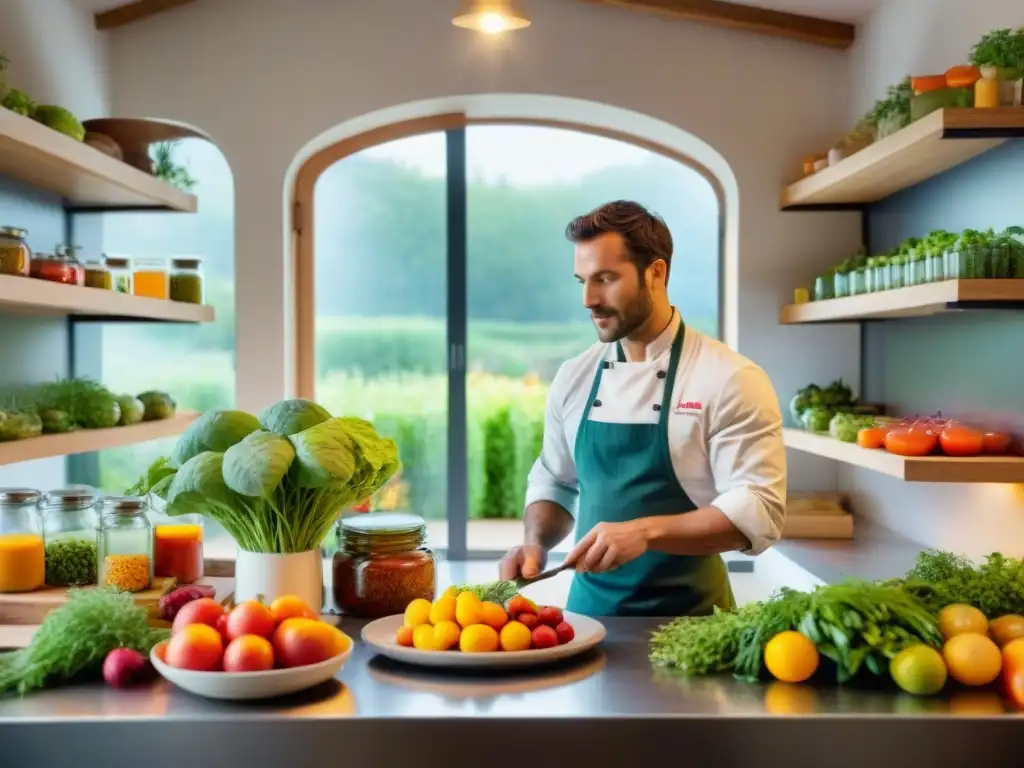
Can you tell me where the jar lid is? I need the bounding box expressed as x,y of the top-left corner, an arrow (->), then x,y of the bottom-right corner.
84,260 -> 106,268
0,226 -> 27,238
135,257 -> 168,268
44,488 -> 98,511
0,488 -> 42,505
103,254 -> 132,269
341,512 -> 424,536
101,496 -> 148,515
171,257 -> 202,269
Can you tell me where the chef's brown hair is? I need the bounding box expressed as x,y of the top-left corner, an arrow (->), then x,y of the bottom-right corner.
565,200 -> 674,284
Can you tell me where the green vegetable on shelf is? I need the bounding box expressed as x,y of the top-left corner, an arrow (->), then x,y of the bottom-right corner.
116,395 -> 145,426
1,88 -> 35,117
45,538 -> 97,587
0,589 -> 167,696
829,412 -> 876,443
137,391 -> 176,421
0,411 -> 42,441
30,105 -> 85,142
801,406 -> 832,432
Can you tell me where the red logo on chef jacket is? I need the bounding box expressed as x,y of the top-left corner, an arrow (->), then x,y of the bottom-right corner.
675,399 -> 703,415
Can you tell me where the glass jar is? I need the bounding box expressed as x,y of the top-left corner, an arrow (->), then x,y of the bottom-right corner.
97,496 -> 153,593
864,259 -> 878,292
133,258 -> 169,300
849,267 -> 867,296
30,249 -> 85,286
41,489 -> 98,587
83,260 -> 113,290
152,509 -> 204,584
889,257 -> 905,289
813,273 -> 833,301
833,271 -> 849,298
332,512 -> 435,618
905,254 -> 927,285
0,488 -> 44,593
169,257 -> 204,304
926,251 -> 945,282
874,259 -> 891,291
104,255 -> 133,294
0,226 -> 31,277
989,241 -> 1013,279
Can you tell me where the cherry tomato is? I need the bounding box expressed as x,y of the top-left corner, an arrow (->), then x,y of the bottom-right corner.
884,427 -> 937,457
982,431 -> 1012,455
857,426 -> 888,450
939,424 -> 984,457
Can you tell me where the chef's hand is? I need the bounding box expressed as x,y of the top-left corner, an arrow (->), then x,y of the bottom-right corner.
564,520 -> 649,574
498,544 -> 547,581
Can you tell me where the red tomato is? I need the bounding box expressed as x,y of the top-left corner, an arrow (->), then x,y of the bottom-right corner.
982,431 -> 1012,455
554,622 -> 575,645
223,635 -> 275,673
165,624 -> 223,671
939,424 -> 984,457
225,600 -> 276,641
171,598 -> 226,635
884,428 -> 937,457
518,612 -> 539,630
531,625 -> 558,649
1001,639 -> 1024,710
537,606 -> 564,627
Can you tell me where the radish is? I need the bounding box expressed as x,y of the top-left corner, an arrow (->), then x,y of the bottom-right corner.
102,648 -> 150,688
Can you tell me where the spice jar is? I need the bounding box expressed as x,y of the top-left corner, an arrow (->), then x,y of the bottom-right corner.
152,508 -> 204,584
169,257 -> 205,304
0,488 -> 44,593
0,226 -> 31,277
83,260 -> 112,290
332,512 -> 435,618
97,496 -> 153,593
133,257 -> 169,300
104,255 -> 133,294
30,249 -> 85,286
41,489 -> 98,587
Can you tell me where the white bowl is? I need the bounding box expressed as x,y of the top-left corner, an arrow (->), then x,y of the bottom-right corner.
151,642 -> 352,700
361,611 -> 606,669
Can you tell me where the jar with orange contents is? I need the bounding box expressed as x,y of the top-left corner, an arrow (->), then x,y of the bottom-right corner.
332,512 -> 435,618
133,257 -> 169,300
152,509 -> 204,584
97,496 -> 153,593
0,488 -> 45,593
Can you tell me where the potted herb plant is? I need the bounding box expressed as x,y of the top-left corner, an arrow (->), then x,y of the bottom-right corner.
132,399 -> 400,612
867,77 -> 913,140
970,28 -> 1024,106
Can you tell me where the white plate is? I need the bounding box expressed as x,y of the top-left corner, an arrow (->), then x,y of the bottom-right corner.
361,611 -> 606,669
151,642 -> 352,700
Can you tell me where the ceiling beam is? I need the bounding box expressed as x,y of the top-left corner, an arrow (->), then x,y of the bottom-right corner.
94,0 -> 199,30
577,0 -> 856,50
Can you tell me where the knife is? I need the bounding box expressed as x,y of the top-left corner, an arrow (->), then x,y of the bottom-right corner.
512,561 -> 573,590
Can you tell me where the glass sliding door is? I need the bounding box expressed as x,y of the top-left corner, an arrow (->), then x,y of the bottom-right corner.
313,132 -> 450,553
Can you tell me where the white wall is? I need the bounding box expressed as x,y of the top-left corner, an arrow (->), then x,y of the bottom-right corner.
845,0 -> 1024,558
0,0 -> 109,492
103,0 -> 862,484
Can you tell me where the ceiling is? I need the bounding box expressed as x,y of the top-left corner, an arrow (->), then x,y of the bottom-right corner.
67,0 -> 885,23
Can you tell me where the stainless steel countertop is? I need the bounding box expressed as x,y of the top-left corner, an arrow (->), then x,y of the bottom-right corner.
1,616 -> 1021,767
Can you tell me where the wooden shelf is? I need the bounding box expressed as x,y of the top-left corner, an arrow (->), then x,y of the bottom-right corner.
0,109 -> 196,212
781,108 -> 1024,210
0,411 -> 199,466
780,279 -> 1024,323
0,275 -> 214,323
783,428 -> 1024,483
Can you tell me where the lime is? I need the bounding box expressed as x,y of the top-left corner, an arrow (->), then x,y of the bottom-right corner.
890,645 -> 948,696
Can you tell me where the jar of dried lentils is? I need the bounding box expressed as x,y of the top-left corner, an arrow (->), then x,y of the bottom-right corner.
97,496 -> 153,593
332,512 -> 435,618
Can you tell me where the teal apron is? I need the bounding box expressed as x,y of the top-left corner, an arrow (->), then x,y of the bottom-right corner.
565,322 -> 735,618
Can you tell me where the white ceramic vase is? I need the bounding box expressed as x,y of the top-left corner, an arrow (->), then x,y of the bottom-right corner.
234,549 -> 323,614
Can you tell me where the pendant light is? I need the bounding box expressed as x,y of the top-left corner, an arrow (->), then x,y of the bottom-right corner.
452,0 -> 531,34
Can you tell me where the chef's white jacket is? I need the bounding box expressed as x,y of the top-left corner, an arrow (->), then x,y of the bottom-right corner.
525,312 -> 787,556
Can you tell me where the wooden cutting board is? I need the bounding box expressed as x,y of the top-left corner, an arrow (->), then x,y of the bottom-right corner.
781,491 -> 854,539
0,577 -> 233,625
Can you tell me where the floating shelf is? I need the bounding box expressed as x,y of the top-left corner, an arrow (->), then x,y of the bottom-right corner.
780,279 -> 1024,323
0,109 -> 196,212
783,428 -> 1024,483
0,275 -> 214,323
0,411 -> 199,467
781,108 -> 1024,210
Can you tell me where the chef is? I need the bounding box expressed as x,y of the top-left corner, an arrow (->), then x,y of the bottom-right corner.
498,200 -> 787,617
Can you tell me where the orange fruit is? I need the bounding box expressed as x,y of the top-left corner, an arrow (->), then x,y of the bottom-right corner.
269,595 -> 318,624
165,623 -> 224,671
404,598 -> 433,628
937,604 -> 988,640
429,595 -> 457,625
763,631 -> 819,684
433,620 -> 462,651
481,601 -> 509,631
499,621 -> 532,652
989,615 -> 1024,648
455,591 -> 484,628
459,624 -> 500,653
223,634 -> 275,672
272,618 -> 351,668
396,625 -> 415,647
225,600 -> 276,641
943,633 -> 1003,686
413,624 -> 437,651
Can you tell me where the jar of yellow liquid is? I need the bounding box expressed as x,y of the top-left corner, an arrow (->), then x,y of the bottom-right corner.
133,257 -> 169,300
0,488 -> 45,593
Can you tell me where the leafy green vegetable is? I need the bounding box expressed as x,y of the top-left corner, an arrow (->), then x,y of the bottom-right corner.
866,77 -> 912,136
801,405 -> 832,432
259,398 -> 331,436
651,603 -> 761,676
133,399 -> 401,554
829,412 -> 875,443
454,581 -> 520,605
31,104 -> 85,141
0,589 -> 167,696
892,550 -> 1024,618
45,538 -> 97,587
117,394 -> 145,426
969,28 -> 1024,78
2,88 -> 35,117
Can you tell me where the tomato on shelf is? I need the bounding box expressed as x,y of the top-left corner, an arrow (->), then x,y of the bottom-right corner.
884,425 -> 938,457
857,425 -> 888,450
982,431 -> 1012,455
939,424 -> 985,457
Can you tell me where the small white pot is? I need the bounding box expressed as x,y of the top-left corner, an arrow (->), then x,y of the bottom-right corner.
234,549 -> 323,613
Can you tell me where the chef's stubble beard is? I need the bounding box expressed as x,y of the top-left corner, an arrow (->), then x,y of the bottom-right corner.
602,284 -> 654,343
